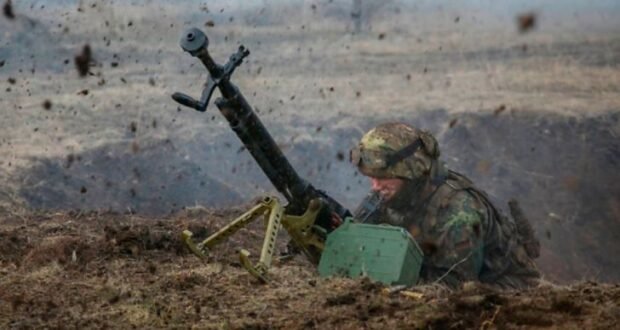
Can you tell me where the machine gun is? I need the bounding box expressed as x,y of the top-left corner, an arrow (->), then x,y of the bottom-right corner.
172,28 -> 351,282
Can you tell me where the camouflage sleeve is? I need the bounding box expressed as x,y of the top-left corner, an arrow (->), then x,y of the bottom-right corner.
420,190 -> 486,288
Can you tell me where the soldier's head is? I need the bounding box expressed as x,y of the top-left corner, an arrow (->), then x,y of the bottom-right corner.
350,122 -> 440,201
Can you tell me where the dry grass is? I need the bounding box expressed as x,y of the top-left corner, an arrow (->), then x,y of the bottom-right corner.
1,210 -> 619,328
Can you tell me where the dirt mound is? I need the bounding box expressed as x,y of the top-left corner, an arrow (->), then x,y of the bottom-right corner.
16,138 -> 242,215
1,210 -> 618,329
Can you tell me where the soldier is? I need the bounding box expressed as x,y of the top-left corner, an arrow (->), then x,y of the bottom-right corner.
347,122 -> 541,289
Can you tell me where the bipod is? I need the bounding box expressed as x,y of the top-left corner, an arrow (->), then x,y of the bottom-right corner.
182,196 -> 327,283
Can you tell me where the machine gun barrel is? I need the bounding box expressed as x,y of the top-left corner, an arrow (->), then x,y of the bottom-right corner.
172,28 -> 350,232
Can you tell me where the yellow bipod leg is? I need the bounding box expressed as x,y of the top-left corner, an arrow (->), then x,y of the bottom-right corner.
182,196 -> 282,282
182,196 -> 327,282
281,199 -> 325,265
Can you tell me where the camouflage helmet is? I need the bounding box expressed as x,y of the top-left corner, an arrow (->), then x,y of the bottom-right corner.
350,123 -> 440,180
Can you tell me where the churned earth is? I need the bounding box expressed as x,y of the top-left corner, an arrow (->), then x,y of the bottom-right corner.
1,209 -> 619,329
1,1 -> 620,328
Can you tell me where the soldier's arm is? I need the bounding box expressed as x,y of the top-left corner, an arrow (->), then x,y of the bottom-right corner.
420,191 -> 487,288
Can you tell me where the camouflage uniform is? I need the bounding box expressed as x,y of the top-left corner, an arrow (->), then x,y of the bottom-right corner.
351,123 -> 540,289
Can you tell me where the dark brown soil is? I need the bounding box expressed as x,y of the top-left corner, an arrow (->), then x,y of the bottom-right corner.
1,209 -> 618,329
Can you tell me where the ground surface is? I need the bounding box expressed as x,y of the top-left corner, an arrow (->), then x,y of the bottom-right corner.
1,1 -> 620,328
1,210 -> 619,329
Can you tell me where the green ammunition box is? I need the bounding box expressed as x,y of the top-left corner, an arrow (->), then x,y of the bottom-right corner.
318,220 -> 424,286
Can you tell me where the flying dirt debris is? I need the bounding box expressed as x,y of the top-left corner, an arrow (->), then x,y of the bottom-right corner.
2,0 -> 14,20
74,44 -> 92,77
517,12 -> 537,33
1,1 -> 620,328
42,99 -> 52,110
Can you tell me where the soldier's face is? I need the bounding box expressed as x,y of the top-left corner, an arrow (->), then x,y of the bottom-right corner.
369,177 -> 406,202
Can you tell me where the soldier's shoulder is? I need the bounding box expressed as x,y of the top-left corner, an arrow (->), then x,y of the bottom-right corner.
435,188 -> 487,231
434,180 -> 477,208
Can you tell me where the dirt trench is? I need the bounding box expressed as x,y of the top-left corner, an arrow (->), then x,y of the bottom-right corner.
1,210 -> 619,329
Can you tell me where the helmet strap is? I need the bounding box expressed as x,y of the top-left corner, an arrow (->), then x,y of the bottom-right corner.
430,159 -> 448,185
384,139 -> 423,168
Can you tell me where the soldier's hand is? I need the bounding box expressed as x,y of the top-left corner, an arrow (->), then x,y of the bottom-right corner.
330,212 -> 343,228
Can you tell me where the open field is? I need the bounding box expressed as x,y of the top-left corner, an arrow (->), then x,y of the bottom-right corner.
1,0 -> 619,327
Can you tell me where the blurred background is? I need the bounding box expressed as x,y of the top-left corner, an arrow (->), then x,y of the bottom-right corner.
1,0 -> 619,283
